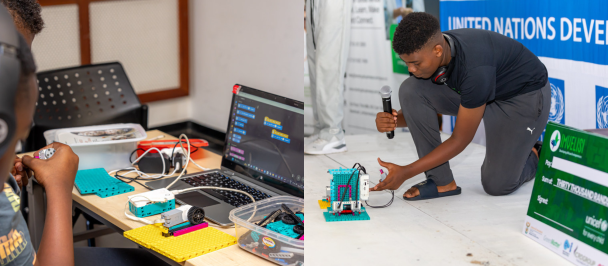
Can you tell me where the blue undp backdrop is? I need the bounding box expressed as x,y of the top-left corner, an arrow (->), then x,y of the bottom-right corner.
440,0 -> 608,138
440,0 -> 608,65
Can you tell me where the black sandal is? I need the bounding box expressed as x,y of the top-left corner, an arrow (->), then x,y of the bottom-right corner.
403,179 -> 462,201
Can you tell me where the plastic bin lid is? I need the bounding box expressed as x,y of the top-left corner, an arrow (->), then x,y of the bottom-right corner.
43,123 -> 147,147
229,195 -> 304,248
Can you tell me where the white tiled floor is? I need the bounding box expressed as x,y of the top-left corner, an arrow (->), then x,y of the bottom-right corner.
305,132 -> 570,266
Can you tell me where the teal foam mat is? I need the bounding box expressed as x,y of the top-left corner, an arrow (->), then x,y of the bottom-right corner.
95,180 -> 134,198
75,168 -> 118,194
75,168 -> 133,198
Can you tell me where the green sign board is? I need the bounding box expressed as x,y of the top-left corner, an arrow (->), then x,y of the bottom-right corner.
390,24 -> 408,75
525,122 -> 608,265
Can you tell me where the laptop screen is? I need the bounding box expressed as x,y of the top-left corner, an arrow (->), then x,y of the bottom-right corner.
222,85 -> 304,198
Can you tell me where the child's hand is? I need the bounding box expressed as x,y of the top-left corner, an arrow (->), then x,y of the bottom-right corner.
21,143 -> 79,193
10,156 -> 31,188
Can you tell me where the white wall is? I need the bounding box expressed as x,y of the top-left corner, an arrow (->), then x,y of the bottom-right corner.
187,0 -> 303,131
33,1 -> 302,130
147,97 -> 191,128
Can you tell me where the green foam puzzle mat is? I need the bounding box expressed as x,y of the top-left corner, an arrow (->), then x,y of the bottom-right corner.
323,206 -> 370,222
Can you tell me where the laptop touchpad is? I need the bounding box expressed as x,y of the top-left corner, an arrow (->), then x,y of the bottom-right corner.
175,192 -> 221,208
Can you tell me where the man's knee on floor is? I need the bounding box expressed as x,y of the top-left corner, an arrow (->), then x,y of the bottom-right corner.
481,178 -> 513,196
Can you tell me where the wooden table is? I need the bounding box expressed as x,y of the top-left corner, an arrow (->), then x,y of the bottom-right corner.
25,130 -> 273,266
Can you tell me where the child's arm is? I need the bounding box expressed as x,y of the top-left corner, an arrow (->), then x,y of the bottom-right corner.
22,143 -> 79,266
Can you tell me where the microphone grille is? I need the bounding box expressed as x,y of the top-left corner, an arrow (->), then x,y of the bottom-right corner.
379,86 -> 392,98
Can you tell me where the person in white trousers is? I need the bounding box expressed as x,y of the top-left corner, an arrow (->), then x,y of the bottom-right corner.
304,0 -> 352,155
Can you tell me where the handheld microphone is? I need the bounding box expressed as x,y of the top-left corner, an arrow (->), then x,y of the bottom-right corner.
379,86 -> 394,139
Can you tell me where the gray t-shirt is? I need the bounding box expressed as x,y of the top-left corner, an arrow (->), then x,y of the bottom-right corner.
0,175 -> 36,265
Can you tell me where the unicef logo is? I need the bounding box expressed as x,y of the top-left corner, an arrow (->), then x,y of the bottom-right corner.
602,220 -> 608,232
598,95 -> 608,128
550,83 -> 564,123
550,130 -> 561,152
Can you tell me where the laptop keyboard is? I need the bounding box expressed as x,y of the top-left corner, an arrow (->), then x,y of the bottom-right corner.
181,172 -> 272,207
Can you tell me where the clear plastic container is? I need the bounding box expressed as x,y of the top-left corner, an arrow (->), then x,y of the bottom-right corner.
229,195 -> 304,265
43,123 -> 147,171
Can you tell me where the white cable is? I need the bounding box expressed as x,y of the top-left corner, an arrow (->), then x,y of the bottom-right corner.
132,147 -> 166,174
127,135 -> 255,225
165,134 -> 191,189
171,187 -> 257,222
108,166 -> 179,180
171,187 -> 255,203
176,140 -> 210,171
109,145 -> 188,180
115,147 -> 168,180
146,135 -> 165,141
125,186 -> 258,225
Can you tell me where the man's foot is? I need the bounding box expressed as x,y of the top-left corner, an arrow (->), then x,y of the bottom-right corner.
304,136 -> 347,155
532,147 -> 539,158
403,180 -> 458,198
532,141 -> 542,159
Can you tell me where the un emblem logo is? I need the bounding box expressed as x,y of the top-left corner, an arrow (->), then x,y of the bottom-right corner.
598,95 -> 608,129
549,83 -> 564,123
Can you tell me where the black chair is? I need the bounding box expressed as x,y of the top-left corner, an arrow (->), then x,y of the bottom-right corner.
26,61 -> 148,150
23,62 -> 148,248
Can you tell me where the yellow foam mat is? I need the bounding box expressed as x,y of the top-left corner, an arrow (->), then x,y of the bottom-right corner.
124,224 -> 237,262
318,199 -> 331,209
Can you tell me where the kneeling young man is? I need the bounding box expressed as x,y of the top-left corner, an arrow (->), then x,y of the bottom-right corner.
371,13 -> 549,199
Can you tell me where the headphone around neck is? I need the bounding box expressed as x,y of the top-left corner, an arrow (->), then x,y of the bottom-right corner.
430,34 -> 456,85
0,4 -> 24,155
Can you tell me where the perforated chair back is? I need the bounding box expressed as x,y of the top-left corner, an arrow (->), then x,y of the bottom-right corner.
28,62 -> 148,151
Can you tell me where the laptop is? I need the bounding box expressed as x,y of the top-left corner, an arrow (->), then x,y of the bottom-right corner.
145,84 -> 304,226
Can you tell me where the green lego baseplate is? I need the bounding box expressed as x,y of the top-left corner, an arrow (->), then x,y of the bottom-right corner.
74,168 -> 134,198
323,206 -> 370,222
328,168 -> 360,204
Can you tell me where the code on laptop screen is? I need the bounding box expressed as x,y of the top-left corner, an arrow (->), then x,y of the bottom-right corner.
223,85 -> 304,196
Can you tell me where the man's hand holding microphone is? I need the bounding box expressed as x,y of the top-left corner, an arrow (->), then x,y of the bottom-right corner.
377,86 -> 406,136
373,86 -> 410,192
